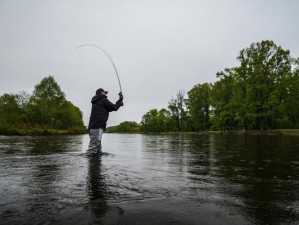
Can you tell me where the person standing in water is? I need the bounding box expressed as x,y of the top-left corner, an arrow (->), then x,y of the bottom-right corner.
87,88 -> 123,155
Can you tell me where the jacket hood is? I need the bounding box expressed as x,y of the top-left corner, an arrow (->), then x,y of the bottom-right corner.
91,94 -> 107,103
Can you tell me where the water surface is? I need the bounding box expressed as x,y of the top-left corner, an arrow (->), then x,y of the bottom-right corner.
0,134 -> 298,224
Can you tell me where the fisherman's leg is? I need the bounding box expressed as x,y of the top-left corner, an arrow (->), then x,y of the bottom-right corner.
97,128 -> 104,153
87,129 -> 100,155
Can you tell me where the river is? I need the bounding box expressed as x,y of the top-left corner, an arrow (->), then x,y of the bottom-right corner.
0,134 -> 298,225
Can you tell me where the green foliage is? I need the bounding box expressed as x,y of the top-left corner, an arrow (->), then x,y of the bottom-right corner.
139,40 -> 299,132
140,108 -> 175,132
235,40 -> 296,129
106,121 -> 140,133
0,93 -> 28,131
210,69 -> 239,130
187,83 -> 211,131
138,91 -> 191,133
207,40 -> 299,131
168,90 -> 189,131
0,76 -> 86,135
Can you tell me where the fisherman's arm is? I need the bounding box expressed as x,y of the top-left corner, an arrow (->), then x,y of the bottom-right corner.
104,94 -> 124,112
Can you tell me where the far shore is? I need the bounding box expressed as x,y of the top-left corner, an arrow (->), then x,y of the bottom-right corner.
106,129 -> 299,136
1,129 -> 299,136
0,128 -> 87,136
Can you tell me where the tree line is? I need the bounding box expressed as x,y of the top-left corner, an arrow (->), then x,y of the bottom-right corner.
0,76 -> 86,135
108,40 -> 299,133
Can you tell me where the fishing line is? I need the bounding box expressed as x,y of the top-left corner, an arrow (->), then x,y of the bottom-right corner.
75,44 -> 122,93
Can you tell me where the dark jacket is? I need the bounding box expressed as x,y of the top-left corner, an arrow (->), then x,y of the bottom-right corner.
88,94 -> 123,130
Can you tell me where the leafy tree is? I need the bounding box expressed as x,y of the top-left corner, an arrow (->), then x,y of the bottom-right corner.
209,40 -> 298,131
187,83 -> 211,131
210,71 -> 237,131
54,100 -> 84,129
107,121 -> 140,133
285,62 -> 299,127
133,40 -> 299,133
168,90 -> 188,131
140,108 -> 173,132
0,94 -> 26,127
235,40 -> 296,129
28,76 -> 66,126
0,75 -> 85,134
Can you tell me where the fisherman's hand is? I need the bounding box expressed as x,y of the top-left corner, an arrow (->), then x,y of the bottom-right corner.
119,92 -> 124,101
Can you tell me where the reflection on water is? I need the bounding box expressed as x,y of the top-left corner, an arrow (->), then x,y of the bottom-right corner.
0,134 -> 298,225
86,156 -> 109,220
212,135 -> 299,224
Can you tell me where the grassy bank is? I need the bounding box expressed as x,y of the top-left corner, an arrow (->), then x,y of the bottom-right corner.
6,128 -> 297,136
107,129 -> 299,136
0,127 -> 87,135
278,129 -> 299,136
161,130 -> 299,136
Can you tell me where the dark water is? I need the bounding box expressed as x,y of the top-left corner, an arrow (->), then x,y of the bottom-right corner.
0,134 -> 298,225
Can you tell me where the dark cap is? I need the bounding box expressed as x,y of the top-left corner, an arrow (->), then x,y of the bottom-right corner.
96,88 -> 108,95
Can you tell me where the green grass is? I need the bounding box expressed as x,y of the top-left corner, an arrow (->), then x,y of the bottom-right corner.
0,127 -> 87,135
278,129 -> 299,136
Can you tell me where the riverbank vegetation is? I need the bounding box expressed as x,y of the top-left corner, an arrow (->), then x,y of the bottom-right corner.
0,76 -> 86,135
107,40 -> 299,134
106,121 -> 140,133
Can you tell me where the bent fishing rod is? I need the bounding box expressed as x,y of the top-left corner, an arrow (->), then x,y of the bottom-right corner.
75,44 -> 123,94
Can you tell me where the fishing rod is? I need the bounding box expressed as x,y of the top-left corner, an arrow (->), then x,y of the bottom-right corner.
75,44 -> 123,94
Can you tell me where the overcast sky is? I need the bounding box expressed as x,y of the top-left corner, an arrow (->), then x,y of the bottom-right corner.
1,0 -> 298,126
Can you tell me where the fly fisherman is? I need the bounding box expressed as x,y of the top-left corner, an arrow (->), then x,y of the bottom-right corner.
87,88 -> 123,155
